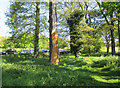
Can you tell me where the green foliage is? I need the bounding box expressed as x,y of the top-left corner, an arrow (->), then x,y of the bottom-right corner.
115,41 -> 119,47
81,36 -> 104,54
91,55 -> 119,73
66,7 -> 105,56
2,34 -> 69,50
67,8 -> 84,58
58,37 -> 68,49
2,33 -> 34,49
2,38 -> 15,48
39,35 -> 49,50
5,2 -> 35,36
0,36 -> 6,47
2,34 -> 49,49
5,2 -> 49,57
16,33 -> 34,48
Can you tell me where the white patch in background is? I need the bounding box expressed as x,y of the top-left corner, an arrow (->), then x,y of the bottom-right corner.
0,0 -> 11,37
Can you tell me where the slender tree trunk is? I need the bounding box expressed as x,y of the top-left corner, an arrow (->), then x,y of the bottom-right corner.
49,2 -> 52,61
96,1 -> 116,55
107,43 -> 109,54
118,17 -> 120,56
107,46 -> 109,54
89,46 -> 91,55
106,42 -> 109,54
110,29 -> 115,55
105,35 -> 109,53
110,14 -> 115,55
70,29 -> 73,54
85,2 -> 88,24
34,2 -> 40,58
49,2 -> 52,60
49,0 -> 59,65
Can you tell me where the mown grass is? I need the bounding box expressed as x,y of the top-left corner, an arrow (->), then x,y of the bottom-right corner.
1,52 -> 120,87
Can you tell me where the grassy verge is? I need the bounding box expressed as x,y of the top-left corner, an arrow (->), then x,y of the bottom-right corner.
2,53 -> 120,86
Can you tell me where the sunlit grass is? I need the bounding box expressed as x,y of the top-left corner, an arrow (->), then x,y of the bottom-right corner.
2,52 -> 120,86
101,46 -> 119,53
91,75 -> 120,83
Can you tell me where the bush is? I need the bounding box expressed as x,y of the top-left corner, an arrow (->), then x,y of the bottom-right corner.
81,38 -> 104,54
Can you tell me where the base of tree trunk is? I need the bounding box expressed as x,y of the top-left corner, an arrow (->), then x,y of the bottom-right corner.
51,32 -> 59,65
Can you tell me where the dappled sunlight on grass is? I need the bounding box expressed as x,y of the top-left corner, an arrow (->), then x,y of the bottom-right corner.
59,64 -> 81,71
100,47 -> 119,53
2,53 -> 120,86
18,60 -> 35,64
91,75 -> 120,83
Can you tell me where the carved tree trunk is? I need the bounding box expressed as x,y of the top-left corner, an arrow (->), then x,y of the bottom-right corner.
49,0 -> 59,65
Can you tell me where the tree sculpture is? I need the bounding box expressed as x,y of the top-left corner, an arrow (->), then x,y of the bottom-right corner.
49,0 -> 59,65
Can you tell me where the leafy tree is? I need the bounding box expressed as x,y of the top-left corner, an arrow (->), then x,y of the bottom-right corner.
3,37 -> 15,48
56,2 -> 83,38
58,37 -> 68,49
96,1 -> 119,55
3,33 -> 50,50
114,2 -> 120,53
0,36 -> 6,48
98,23 -> 111,53
5,2 -> 48,58
39,35 -> 49,50
5,2 -> 35,37
57,2 -> 104,55
81,27 -> 104,54
67,8 -> 84,58
14,32 -> 34,49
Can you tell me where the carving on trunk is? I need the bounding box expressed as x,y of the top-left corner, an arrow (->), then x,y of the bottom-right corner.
51,32 -> 59,65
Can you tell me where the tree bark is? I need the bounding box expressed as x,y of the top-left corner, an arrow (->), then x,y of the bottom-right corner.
106,42 -> 109,54
110,29 -> 115,55
89,46 -> 91,55
118,17 -> 120,56
110,14 -> 115,55
49,0 -> 59,65
105,35 -> 110,53
49,2 -> 52,61
84,2 -> 88,24
70,29 -> 74,54
34,2 -> 40,58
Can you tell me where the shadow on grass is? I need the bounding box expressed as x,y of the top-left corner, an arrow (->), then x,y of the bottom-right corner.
59,58 -> 87,67
2,53 -> 49,64
2,54 -> 120,86
81,52 -> 120,57
91,60 -> 107,68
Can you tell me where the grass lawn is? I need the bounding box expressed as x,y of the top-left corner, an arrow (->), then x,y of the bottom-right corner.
1,52 -> 120,87
100,47 -> 119,53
